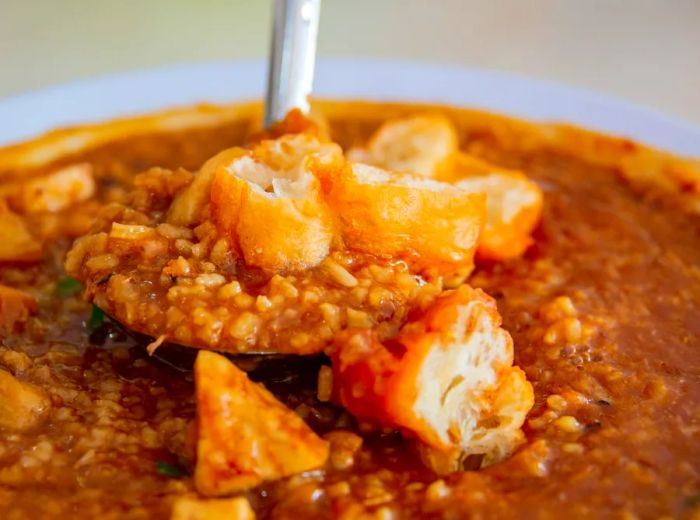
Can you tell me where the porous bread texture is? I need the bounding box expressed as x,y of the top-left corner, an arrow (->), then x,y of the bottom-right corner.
451,153 -> 543,260
331,285 -> 534,465
318,162 -> 486,274
204,130 -> 486,276
168,147 -> 249,227
407,296 -> 531,459
347,114 -> 543,261
209,134 -> 341,273
348,114 -> 458,177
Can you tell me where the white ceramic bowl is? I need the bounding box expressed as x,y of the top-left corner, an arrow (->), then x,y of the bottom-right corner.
1,59 -> 699,156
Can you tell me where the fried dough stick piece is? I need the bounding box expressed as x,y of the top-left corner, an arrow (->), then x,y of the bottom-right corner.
348,114 -> 458,177
210,134 -> 341,272
169,108 -> 333,228
331,285 -> 533,464
347,114 -> 543,261
449,153 -> 543,261
167,147 -> 249,227
194,351 -> 329,497
318,162 -> 485,275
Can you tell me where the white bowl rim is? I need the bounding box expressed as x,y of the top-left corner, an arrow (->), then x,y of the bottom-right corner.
1,58 -> 699,156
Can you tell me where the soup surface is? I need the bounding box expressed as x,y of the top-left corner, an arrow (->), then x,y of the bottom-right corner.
0,101 -> 699,519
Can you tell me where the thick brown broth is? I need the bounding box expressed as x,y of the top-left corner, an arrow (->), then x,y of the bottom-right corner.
0,109 -> 699,519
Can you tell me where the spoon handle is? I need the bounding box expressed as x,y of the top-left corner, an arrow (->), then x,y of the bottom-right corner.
264,0 -> 322,127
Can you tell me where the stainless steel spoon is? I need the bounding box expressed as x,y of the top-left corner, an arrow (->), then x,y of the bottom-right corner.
264,0 -> 322,127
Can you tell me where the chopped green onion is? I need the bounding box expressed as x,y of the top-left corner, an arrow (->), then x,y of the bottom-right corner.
55,276 -> 82,298
154,460 -> 187,477
86,304 -> 105,332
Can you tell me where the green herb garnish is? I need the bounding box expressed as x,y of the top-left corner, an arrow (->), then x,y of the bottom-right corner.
85,304 -> 105,332
55,276 -> 82,298
155,460 -> 187,478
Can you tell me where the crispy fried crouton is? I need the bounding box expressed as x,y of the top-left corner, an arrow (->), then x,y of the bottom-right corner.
331,285 -> 533,464
211,135 -> 340,272
318,162 -> 485,274
171,496 -> 255,520
194,351 -> 329,496
450,153 -> 543,260
235,171 -> 334,272
168,147 -> 249,227
348,114 -> 458,177
346,114 -> 542,261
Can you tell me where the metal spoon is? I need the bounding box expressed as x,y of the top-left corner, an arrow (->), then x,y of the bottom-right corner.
264,0 -> 322,127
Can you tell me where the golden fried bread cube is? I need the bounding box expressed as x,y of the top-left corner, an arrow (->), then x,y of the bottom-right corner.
210,135 -> 340,272
194,351 -> 329,496
331,285 -> 533,463
171,496 -> 255,520
451,153 -> 543,260
346,114 -> 542,261
318,162 -> 485,274
348,114 -> 458,177
167,147 -> 248,227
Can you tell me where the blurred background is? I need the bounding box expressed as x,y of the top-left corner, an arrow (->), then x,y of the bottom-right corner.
1,0 -> 699,124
